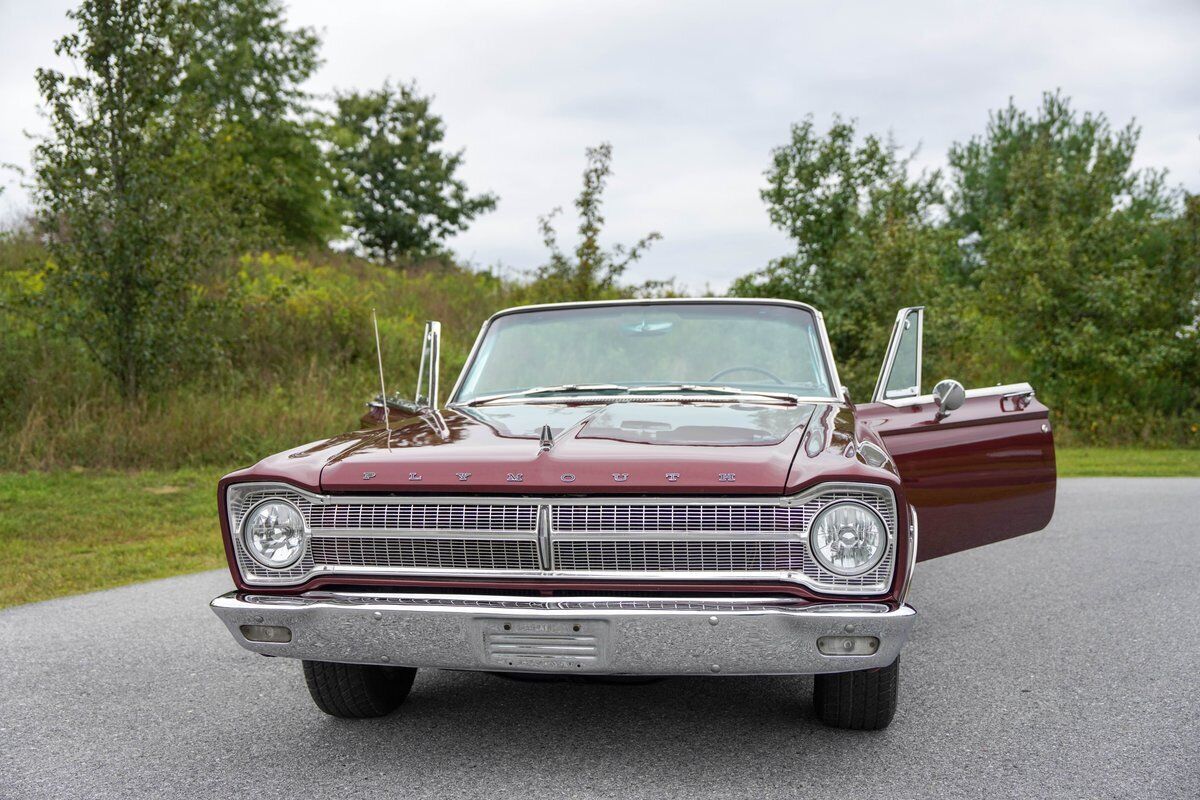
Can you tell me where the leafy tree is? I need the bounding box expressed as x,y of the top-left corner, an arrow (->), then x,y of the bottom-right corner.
330,82 -> 497,262
947,92 -> 1200,428
178,0 -> 339,246
32,0 -> 232,396
735,95 -> 1200,441
530,142 -> 665,302
731,117 -> 960,396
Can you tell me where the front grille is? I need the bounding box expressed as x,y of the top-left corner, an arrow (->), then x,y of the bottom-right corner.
309,536 -> 539,571
552,539 -> 808,572
552,504 -> 806,533
226,483 -> 896,594
308,503 -> 536,533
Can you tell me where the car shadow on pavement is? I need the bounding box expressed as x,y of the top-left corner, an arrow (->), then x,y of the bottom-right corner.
285,667 -> 896,783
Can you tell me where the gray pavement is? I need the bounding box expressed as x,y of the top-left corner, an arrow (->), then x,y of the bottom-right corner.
2,478 -> 1198,799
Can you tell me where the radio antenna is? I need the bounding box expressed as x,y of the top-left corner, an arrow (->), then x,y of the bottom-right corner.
372,309 -> 392,451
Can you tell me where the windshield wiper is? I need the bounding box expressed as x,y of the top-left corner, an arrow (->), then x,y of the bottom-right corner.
628,384 -> 803,404
463,383 -> 631,406
463,382 -> 807,407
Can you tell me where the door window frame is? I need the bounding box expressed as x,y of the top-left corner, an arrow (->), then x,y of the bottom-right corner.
872,307 -> 924,403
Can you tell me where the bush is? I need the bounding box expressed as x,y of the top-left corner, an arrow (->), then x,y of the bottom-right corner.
0,244 -> 523,469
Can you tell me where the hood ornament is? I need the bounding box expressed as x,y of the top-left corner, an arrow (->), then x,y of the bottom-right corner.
538,424 -> 554,453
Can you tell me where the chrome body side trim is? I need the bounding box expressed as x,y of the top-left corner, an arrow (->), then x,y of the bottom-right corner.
899,506 -> 918,604
211,590 -> 915,675
873,382 -> 1035,409
225,482 -> 899,595
446,298 -> 843,406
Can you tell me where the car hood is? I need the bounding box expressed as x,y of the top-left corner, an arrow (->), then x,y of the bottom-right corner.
312,402 -> 818,494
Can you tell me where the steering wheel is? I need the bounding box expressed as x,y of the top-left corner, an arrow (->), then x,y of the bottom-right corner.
708,365 -> 785,384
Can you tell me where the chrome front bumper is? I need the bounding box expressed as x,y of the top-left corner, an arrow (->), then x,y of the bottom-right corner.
210,591 -> 916,676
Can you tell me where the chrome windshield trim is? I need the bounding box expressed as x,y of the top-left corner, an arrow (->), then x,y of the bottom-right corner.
459,393 -> 828,407
446,298 -> 843,406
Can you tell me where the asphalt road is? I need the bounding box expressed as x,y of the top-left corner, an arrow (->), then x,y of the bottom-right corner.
2,478 -> 1198,799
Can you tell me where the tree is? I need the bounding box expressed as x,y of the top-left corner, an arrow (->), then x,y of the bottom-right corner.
32,0 -> 233,396
947,92 -> 1199,426
178,0 -> 339,247
731,117 -> 960,396
530,142 -> 664,302
734,95 -> 1200,440
30,0 -> 339,396
330,82 -> 497,262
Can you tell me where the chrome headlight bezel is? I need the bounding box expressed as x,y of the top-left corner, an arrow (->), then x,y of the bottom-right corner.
807,500 -> 889,577
240,498 -> 309,570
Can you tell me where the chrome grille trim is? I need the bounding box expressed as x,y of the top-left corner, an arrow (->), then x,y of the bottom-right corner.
300,592 -> 890,614
226,482 -> 897,593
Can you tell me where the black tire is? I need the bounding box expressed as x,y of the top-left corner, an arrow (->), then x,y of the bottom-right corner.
302,660 -> 417,718
812,657 -> 899,730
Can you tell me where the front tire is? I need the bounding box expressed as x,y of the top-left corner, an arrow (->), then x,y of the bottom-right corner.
302,660 -> 417,718
813,657 -> 899,730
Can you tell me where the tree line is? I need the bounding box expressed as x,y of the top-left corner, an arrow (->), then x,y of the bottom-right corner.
734,95 -> 1198,438
6,0 -> 1198,446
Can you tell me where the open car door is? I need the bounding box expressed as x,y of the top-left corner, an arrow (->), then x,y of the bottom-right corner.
856,308 -> 1056,561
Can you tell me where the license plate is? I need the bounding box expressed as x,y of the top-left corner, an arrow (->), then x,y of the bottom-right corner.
478,618 -> 610,671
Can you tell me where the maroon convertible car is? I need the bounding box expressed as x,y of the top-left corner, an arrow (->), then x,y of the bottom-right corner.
211,299 -> 1055,730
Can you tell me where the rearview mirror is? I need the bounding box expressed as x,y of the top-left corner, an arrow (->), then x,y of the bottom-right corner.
932,378 -> 965,419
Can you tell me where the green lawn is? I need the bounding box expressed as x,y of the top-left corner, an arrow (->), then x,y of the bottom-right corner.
0,466 -> 230,608
1055,447 -> 1200,477
1,449 -> 1196,609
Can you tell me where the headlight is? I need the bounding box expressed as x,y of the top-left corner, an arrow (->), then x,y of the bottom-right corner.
808,502 -> 887,576
242,499 -> 307,569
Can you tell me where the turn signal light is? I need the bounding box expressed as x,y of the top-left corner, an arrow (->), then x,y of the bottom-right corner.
240,624 -> 292,643
817,635 -> 879,655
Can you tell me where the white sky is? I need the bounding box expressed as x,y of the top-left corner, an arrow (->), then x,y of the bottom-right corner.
2,0 -> 1198,291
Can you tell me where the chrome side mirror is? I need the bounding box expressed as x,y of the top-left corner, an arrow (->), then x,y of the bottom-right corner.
932,379 -> 965,419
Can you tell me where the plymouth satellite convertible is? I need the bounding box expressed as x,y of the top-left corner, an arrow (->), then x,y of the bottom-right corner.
211,299 -> 1055,730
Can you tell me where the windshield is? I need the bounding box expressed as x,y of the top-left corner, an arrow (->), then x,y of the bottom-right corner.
453,303 -> 835,403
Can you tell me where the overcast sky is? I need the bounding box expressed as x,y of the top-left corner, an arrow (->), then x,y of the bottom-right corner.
2,0 -> 1198,291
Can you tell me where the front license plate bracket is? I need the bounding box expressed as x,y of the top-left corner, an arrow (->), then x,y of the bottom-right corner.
478,618 -> 610,671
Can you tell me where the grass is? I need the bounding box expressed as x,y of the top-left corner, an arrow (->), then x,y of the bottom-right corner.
1055,447 -> 1200,477
0,466 -> 230,609
0,448 -> 1196,609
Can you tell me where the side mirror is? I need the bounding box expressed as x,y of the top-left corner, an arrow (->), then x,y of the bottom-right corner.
932,378 -> 965,419
415,320 -> 441,408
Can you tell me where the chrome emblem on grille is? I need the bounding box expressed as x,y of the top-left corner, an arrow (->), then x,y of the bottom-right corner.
560,473 -> 576,483
718,472 -> 736,482
408,472 -> 423,481
612,473 -> 629,482
506,473 -> 524,483
455,472 -> 472,482
665,472 -> 680,482
361,471 -> 376,480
